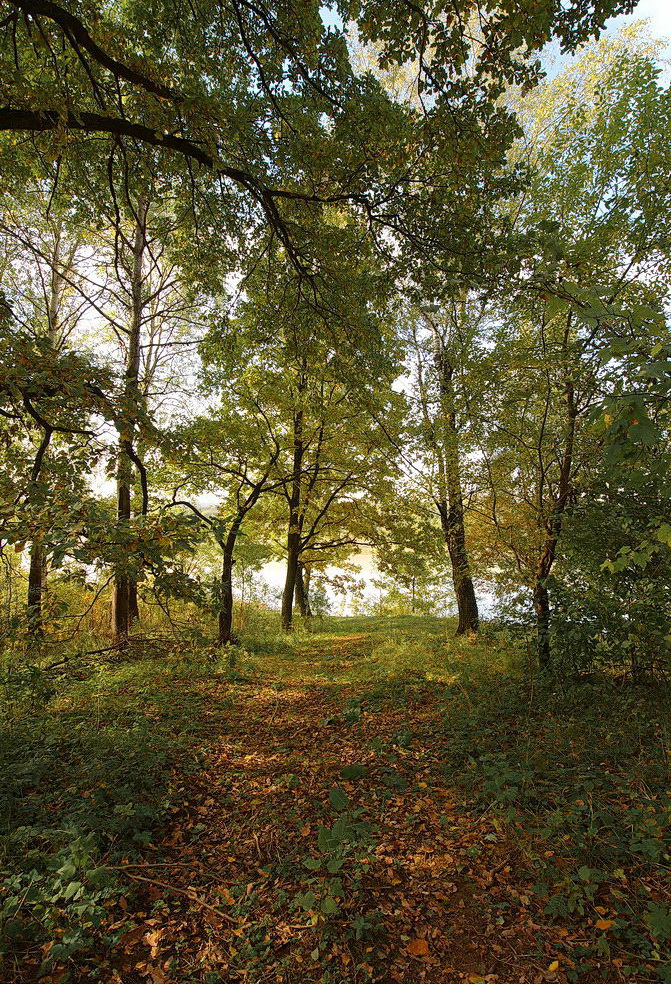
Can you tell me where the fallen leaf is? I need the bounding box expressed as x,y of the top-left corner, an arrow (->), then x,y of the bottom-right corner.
406,939 -> 429,957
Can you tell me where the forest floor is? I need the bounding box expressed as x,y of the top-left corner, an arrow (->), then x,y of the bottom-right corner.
1,616 -> 670,984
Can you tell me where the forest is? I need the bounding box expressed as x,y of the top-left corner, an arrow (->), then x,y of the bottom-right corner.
0,0 -> 670,981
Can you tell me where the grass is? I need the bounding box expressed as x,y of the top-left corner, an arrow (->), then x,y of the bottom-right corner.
0,613 -> 669,982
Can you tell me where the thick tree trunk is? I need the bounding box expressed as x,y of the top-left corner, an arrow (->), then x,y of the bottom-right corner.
27,539 -> 45,639
112,199 -> 146,639
281,535 -> 300,631
437,500 -> 479,634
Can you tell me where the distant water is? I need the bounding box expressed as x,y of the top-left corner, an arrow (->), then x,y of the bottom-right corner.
255,547 -> 498,616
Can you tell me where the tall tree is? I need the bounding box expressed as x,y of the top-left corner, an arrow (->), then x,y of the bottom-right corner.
409,303 -> 482,634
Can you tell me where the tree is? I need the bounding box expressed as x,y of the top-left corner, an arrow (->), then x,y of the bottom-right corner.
162,385 -> 284,646
0,197 -> 100,638
472,26 -> 671,666
0,0 -> 634,293
408,302 -> 483,634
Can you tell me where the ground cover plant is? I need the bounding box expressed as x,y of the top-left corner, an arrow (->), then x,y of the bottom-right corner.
1,616 -> 669,983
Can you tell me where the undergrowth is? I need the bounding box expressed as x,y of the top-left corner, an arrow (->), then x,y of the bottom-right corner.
0,647 -> 234,977
1,615 -> 669,982
440,670 -> 671,981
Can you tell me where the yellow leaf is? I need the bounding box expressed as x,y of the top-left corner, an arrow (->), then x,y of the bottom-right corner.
548,960 -> 560,972
595,918 -> 615,930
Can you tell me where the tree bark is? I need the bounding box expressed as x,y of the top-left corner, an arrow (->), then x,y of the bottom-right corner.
218,542 -> 235,646
437,499 -> 479,634
281,399 -> 305,632
533,578 -> 551,669
128,581 -> 140,622
432,336 -> 479,635
27,539 -> 45,639
294,562 -> 313,618
303,566 -> 313,617
531,319 -> 578,669
25,226 -> 67,639
282,535 -> 300,631
112,198 -> 146,640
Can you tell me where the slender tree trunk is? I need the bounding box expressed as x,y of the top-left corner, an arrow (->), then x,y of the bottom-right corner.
112,477 -> 132,639
218,534 -> 237,646
281,402 -> 305,632
532,320 -> 578,669
282,535 -> 300,631
112,199 -> 146,640
27,539 -> 45,639
303,566 -> 313,618
533,577 -> 551,669
25,228 -> 68,639
294,562 -> 313,617
128,581 -> 140,622
437,499 -> 479,633
294,563 -> 306,616
433,341 -> 479,635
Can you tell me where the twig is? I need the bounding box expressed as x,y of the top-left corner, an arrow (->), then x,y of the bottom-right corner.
118,870 -> 237,923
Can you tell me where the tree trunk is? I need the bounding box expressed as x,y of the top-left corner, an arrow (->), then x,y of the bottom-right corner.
303,566 -> 313,618
112,198 -> 146,639
416,320 -> 479,636
282,536 -> 300,631
218,536 -> 236,646
294,563 -> 306,616
27,539 -> 45,639
281,402 -> 305,632
25,227 -> 67,639
531,319 -> 578,669
533,578 -> 551,669
437,499 -> 479,634
112,477 -> 132,639
128,581 -> 140,622
430,339 -> 478,634
294,562 -> 313,618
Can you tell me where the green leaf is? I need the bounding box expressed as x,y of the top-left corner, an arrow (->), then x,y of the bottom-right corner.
646,904 -> 671,942
295,891 -> 315,911
329,788 -> 349,811
321,896 -> 340,915
340,764 -> 368,781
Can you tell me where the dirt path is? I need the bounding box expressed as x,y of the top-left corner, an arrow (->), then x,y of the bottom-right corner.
105,641 -> 565,984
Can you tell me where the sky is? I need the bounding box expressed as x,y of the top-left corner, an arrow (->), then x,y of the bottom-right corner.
605,0 -> 670,55
611,0 -> 670,38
